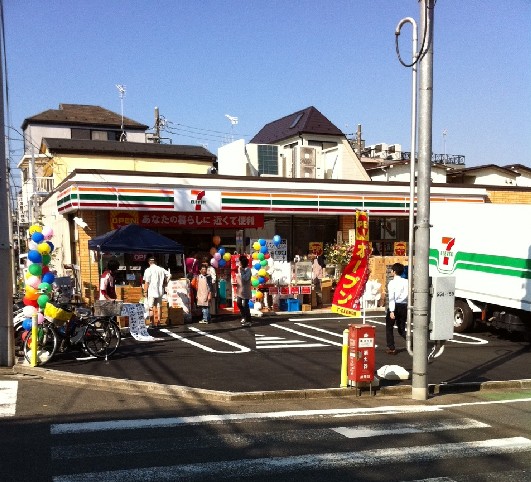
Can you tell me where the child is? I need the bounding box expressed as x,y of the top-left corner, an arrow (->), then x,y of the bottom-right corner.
196,263 -> 213,324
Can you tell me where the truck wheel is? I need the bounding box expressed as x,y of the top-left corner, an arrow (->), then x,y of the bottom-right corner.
454,300 -> 474,333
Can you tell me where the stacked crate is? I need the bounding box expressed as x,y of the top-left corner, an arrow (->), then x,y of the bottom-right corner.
368,256 -> 408,308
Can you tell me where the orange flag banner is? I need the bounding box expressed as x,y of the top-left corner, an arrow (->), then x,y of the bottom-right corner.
331,211 -> 370,317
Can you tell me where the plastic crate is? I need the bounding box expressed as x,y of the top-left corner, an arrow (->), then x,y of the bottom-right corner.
287,298 -> 300,312
94,300 -> 123,316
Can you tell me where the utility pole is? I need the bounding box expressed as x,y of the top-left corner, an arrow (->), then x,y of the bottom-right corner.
153,107 -> 161,144
0,11 -> 14,365
411,0 -> 434,400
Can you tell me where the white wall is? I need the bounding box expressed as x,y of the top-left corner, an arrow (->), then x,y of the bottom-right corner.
218,139 -> 252,176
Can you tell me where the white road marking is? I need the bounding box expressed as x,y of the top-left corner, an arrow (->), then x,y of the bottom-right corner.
294,323 -> 343,337
332,418 -> 489,438
51,397 -> 531,434
52,438 -> 531,481
255,333 -> 327,349
0,380 -> 17,417
270,323 -> 342,346
162,327 -> 250,353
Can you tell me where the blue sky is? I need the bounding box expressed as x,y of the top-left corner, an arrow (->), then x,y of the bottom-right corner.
3,0 -> 530,177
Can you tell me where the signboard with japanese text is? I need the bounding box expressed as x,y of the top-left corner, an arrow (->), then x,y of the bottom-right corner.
331,211 -> 371,317
348,324 -> 375,383
109,211 -> 264,229
394,241 -> 407,256
250,238 -> 287,261
308,242 -> 323,255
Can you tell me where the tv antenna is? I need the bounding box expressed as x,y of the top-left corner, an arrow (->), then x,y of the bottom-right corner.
225,114 -> 238,142
442,128 -> 448,157
116,84 -> 127,141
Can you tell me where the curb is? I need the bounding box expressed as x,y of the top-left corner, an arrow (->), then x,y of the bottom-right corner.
10,365 -> 531,401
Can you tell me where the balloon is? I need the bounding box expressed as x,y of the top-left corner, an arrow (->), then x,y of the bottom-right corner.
214,252 -> 221,261
41,254 -> 51,265
255,291 -> 263,299
251,252 -> 258,260
23,305 -> 37,318
253,262 -> 261,270
37,242 -> 51,255
251,278 -> 260,287
209,247 -> 217,256
273,235 -> 281,247
38,282 -> 52,293
22,318 -> 33,331
258,268 -> 266,277
37,294 -> 50,309
29,224 -> 42,235
260,246 -> 268,254
46,241 -> 55,252
42,272 -> 55,284
260,259 -> 268,267
31,232 -> 45,244
210,258 -> 219,268
26,276 -> 41,289
254,301 -> 262,311
258,253 -> 265,261
28,240 -> 38,250
23,297 -> 38,308
28,264 -> 42,276
28,250 -> 42,263
252,242 -> 261,251
259,239 -> 266,246
25,287 -> 39,301
265,253 -> 271,259
41,226 -> 54,239
212,235 -> 221,246
41,266 -> 50,275
248,300 -> 254,309
258,276 -> 265,284
218,259 -> 226,268
223,253 -> 231,262
218,247 -> 226,256
37,313 -> 45,324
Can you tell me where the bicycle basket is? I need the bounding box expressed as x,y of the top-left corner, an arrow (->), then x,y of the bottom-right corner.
94,300 -> 123,316
43,302 -> 74,326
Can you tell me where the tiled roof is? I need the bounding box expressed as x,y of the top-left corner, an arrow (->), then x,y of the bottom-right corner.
22,104 -> 149,130
504,164 -> 531,174
447,164 -> 518,177
41,138 -> 216,161
250,106 -> 345,144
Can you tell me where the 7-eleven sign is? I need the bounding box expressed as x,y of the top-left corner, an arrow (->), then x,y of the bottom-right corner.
438,236 -> 456,273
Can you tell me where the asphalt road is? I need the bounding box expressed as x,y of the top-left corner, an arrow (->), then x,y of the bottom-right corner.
14,310 -> 531,394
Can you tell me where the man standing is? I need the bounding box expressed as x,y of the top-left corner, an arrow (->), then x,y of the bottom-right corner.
385,262 -> 408,355
236,255 -> 252,327
143,257 -> 170,327
99,259 -> 120,300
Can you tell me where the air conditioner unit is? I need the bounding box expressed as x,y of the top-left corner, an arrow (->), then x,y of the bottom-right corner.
296,146 -> 316,179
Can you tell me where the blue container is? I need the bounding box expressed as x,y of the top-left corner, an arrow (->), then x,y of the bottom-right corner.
279,298 -> 288,311
287,298 -> 300,312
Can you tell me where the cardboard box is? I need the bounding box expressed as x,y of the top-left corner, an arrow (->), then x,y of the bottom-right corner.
116,316 -> 129,328
302,303 -> 311,311
168,307 -> 184,325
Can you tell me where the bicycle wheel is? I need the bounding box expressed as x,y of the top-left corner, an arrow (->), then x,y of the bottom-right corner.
23,323 -> 59,366
83,317 -> 121,358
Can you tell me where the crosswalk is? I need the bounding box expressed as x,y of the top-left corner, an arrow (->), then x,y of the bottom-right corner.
0,380 -> 17,417
48,402 -> 531,481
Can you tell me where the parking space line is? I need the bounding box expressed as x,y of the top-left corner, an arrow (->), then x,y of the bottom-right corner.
161,327 -> 251,353
270,323 -> 342,346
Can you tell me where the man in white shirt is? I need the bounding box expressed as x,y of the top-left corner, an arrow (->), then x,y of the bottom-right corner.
143,257 -> 170,327
385,262 -> 408,355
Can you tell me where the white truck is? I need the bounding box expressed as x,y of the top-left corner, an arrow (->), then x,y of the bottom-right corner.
428,202 -> 531,337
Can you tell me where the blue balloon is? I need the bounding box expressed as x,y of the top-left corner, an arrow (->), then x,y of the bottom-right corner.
28,250 -> 42,263
218,247 -> 226,256
260,246 -> 268,254
42,272 -> 55,284
273,235 -> 281,247
259,239 -> 266,246
22,318 -> 33,331
218,259 -> 226,268
46,241 -> 55,252
248,300 -> 254,309
31,232 -> 44,244
254,262 -> 261,270
258,276 -> 265,284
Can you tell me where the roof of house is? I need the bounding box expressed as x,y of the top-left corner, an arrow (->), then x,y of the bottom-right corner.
447,164 -> 519,178
22,104 -> 149,131
504,164 -> 531,174
250,106 -> 345,144
41,138 -> 216,161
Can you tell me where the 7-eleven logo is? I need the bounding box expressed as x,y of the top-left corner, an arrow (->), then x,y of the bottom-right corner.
190,190 -> 206,211
438,236 -> 456,273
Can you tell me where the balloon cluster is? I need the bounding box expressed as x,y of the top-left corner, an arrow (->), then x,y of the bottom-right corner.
21,224 -> 55,330
249,235 -> 281,309
211,246 -> 231,269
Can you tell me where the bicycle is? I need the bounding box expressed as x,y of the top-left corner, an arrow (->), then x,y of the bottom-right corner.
23,301 -> 121,366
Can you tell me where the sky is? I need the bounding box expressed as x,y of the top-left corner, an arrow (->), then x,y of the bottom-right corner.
3,0 -> 530,184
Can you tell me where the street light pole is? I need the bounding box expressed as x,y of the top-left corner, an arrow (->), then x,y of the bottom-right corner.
412,0 -> 435,400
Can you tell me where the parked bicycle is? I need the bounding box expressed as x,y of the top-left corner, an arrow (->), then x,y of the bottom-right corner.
23,301 -> 121,366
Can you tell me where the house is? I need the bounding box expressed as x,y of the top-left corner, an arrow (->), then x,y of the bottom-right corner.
446,164 -> 521,186
217,106 -> 370,181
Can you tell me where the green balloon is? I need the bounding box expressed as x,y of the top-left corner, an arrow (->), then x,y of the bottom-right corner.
28,264 -> 42,276
41,254 -> 52,265
37,294 -> 50,308
251,278 -> 260,287
260,259 -> 268,266
38,282 -> 52,293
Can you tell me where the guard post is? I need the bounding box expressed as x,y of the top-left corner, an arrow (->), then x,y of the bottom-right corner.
348,324 -> 376,395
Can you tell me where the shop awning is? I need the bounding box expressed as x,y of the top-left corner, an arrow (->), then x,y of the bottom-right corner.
88,224 -> 183,254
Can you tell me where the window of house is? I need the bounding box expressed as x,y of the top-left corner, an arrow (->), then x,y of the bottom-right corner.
71,128 -> 91,140
91,130 -> 108,141
258,145 -> 279,175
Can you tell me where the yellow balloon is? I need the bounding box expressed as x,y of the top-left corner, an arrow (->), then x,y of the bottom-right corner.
25,286 -> 39,300
25,272 -> 32,279
258,268 -> 266,277
223,253 -> 231,262
37,242 -> 51,254
255,291 -> 263,299
29,224 -> 42,234
251,252 -> 259,259
252,242 -> 261,251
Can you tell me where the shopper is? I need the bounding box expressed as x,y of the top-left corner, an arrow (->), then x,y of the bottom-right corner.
196,263 -> 214,324
236,255 -> 252,327
99,259 -> 120,300
312,254 -> 326,308
143,256 -> 170,327
385,262 -> 408,355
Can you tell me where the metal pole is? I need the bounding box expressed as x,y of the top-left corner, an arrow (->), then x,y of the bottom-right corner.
0,12 -> 14,365
412,0 -> 434,400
